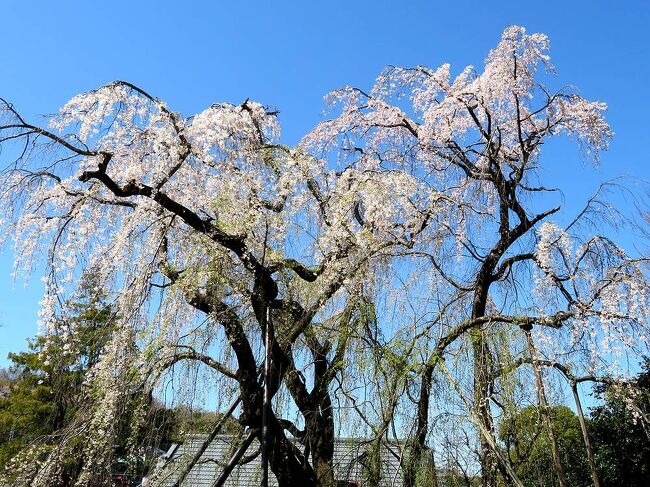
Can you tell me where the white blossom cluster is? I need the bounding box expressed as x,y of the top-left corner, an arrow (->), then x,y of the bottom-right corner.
302,26 -> 612,201
301,25 -> 647,381
0,75 -> 437,483
533,223 -> 650,373
0,25 -> 647,486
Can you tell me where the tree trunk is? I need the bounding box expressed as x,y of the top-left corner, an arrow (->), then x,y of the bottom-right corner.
472,330 -> 499,487
525,330 -> 569,487
571,382 -> 601,487
471,277 -> 500,487
311,392 -> 336,485
306,400 -> 336,487
267,415 -> 318,487
404,363 -> 439,487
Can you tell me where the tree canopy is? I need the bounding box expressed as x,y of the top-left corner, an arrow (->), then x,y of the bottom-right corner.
0,26 -> 648,487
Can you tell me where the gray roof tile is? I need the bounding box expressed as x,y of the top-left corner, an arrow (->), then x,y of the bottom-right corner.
155,435 -> 406,487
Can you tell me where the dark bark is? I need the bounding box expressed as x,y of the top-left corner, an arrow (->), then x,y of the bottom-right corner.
404,363 -> 438,487
184,280 -> 319,486
265,415 -> 318,487
471,265 -> 499,487
305,395 -> 335,487
284,330 -> 338,487
472,330 -> 498,487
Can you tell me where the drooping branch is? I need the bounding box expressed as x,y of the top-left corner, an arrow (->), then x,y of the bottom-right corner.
158,347 -> 238,380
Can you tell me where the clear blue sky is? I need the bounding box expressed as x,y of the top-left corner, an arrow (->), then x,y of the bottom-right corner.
1,0 -> 649,365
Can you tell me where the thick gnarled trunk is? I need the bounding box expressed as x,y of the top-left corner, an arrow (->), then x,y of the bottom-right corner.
472,330 -> 499,487
471,275 -> 499,487
266,416 -> 318,487
306,400 -> 336,487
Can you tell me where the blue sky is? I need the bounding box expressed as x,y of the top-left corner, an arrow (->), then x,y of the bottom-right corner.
1,0 -> 649,365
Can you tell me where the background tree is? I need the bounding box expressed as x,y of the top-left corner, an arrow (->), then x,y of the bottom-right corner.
0,369 -> 13,400
589,358 -> 650,487
0,273 -> 186,484
499,405 -> 590,487
0,272 -> 116,473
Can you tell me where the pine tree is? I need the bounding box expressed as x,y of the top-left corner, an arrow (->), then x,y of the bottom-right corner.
0,272 -> 116,470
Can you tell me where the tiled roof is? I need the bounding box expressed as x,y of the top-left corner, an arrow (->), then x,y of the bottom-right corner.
154,434 -> 406,486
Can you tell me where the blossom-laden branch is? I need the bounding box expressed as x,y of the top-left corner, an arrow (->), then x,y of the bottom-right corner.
0,26 -> 648,487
